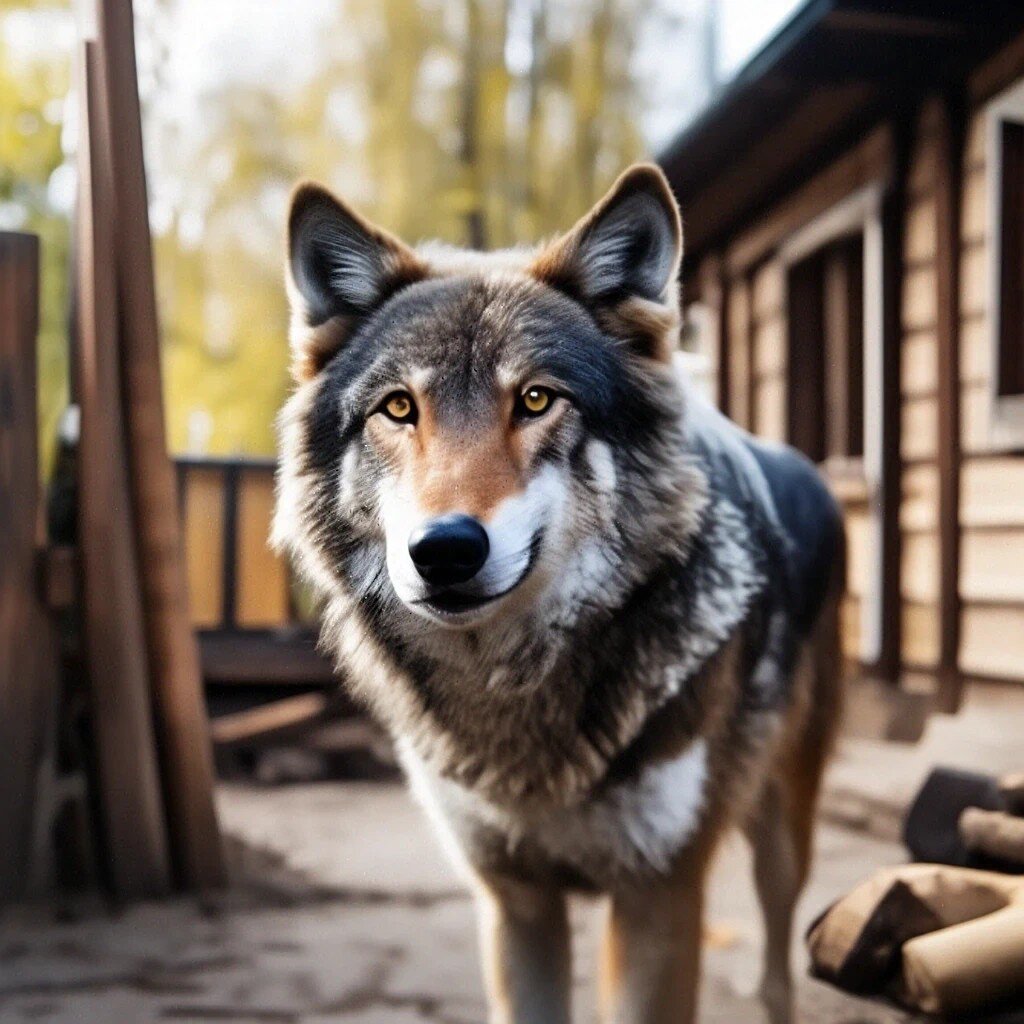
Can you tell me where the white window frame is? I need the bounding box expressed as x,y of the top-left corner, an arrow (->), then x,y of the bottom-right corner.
778,182 -> 887,665
986,78 -> 1024,450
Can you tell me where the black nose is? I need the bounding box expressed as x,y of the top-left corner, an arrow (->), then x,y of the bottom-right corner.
408,513 -> 490,587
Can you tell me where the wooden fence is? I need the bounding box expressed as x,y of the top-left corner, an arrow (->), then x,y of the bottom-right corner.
0,233 -> 60,902
176,458 -> 334,688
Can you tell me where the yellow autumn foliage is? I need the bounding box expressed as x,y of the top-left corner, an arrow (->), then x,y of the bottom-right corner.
4,0 -> 656,459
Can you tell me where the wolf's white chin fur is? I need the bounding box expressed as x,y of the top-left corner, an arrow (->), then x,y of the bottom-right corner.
376,464 -> 569,626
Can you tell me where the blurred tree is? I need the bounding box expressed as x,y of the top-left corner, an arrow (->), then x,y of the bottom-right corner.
0,0 -> 72,473
4,0 -> 675,459
144,0 -> 661,457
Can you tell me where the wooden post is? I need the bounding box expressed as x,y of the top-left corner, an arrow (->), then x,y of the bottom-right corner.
698,256 -> 731,416
93,0 -> 225,889
0,233 -> 59,901
77,42 -> 172,898
935,91 -> 966,714
871,116 -> 911,687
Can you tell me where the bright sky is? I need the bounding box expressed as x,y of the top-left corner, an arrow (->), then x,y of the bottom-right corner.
640,0 -> 805,149
4,0 -> 808,165
719,0 -> 804,76
143,0 -> 807,153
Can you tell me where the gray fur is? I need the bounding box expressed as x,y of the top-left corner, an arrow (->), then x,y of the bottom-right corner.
275,172 -> 843,895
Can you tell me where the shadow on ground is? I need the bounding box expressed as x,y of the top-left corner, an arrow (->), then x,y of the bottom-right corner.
0,781 -> 922,1023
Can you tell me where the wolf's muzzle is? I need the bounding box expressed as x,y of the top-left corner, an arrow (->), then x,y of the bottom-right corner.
408,513 -> 490,587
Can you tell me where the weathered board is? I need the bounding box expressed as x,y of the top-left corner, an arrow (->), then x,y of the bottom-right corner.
236,469 -> 290,628
184,467 -> 226,629
0,234 -> 59,901
94,0 -> 224,890
77,42 -> 172,897
955,97 -> 1024,685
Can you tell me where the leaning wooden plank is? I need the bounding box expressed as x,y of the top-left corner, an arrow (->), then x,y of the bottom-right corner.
210,693 -> 331,747
94,0 -> 224,890
77,41 -> 171,898
0,233 -> 59,901
42,545 -> 77,612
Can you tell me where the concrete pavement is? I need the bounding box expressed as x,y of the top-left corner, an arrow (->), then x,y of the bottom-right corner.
0,780 -> 918,1023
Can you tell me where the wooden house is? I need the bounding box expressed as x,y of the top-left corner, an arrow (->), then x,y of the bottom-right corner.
659,0 -> 1024,711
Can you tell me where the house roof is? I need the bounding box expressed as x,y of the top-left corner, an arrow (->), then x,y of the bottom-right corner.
658,0 -> 1024,273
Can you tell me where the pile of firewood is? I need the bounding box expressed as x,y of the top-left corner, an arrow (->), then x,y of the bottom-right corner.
808,770 -> 1024,1020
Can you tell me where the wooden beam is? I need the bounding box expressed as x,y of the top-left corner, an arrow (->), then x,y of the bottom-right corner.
742,267 -> 757,431
725,126 -> 894,275
42,545 -> 77,611
220,463 -> 240,629
825,10 -> 968,40
671,82 -> 879,267
94,0 -> 224,890
77,42 -> 172,897
871,115 -> 913,684
199,631 -> 338,687
935,91 -> 966,713
0,233 -> 59,901
210,693 -> 331,747
969,26 -> 1024,105
698,256 -> 731,416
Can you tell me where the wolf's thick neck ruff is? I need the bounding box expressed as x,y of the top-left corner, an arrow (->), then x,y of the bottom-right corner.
279,358 -> 777,811
271,164 -> 808,813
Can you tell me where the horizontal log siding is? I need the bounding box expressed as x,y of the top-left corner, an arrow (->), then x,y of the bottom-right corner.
955,100 -> 1024,682
898,103 -> 943,672
751,261 -> 787,442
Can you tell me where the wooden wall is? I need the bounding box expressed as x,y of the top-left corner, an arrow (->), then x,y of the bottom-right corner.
954,88 -> 1024,682
710,129 -> 893,666
682,35 -> 1024,691
899,102 -> 944,673
750,263 -> 788,443
717,252 -> 878,663
179,461 -> 293,633
721,265 -> 787,439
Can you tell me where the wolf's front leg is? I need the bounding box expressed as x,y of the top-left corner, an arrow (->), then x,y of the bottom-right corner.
474,875 -> 572,1024
600,879 -> 704,1024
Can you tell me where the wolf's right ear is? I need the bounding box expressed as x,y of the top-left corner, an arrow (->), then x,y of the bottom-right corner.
530,164 -> 682,362
286,183 -> 427,381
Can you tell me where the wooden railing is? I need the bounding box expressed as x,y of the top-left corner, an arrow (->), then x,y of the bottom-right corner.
177,457 -> 288,630
175,457 -> 334,687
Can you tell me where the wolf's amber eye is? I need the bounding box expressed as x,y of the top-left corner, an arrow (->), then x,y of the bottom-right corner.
518,386 -> 553,418
381,392 -> 416,424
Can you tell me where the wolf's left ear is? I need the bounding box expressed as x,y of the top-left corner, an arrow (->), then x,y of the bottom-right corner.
286,182 -> 427,380
531,164 -> 682,362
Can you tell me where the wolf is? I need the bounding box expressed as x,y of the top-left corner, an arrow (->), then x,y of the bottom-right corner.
274,163 -> 844,1024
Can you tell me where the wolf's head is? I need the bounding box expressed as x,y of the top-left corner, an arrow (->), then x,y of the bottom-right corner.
275,165 -> 704,636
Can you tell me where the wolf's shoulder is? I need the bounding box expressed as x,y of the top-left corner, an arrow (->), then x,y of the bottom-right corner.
740,436 -> 841,558
740,435 -> 843,629
678,375 -> 842,630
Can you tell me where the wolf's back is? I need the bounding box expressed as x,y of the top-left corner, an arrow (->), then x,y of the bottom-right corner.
741,437 -> 844,634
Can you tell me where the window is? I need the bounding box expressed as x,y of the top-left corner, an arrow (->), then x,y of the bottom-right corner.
680,301 -> 716,403
987,79 -> 1024,448
779,183 -> 888,668
786,233 -> 865,464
